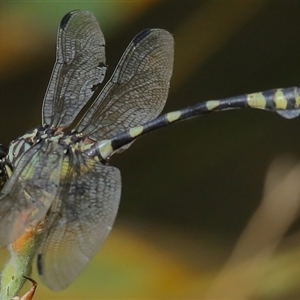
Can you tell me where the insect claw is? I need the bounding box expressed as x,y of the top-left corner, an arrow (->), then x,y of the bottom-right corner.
11,275 -> 37,300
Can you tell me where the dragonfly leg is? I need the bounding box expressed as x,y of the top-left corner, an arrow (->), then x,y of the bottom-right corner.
11,275 -> 37,300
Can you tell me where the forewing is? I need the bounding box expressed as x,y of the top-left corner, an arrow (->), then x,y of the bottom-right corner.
37,151 -> 121,290
0,142 -> 63,248
42,10 -> 106,128
75,28 -> 174,143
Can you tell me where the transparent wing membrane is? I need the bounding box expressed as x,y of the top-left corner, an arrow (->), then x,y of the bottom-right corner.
0,142 -> 63,248
37,152 -> 121,290
42,10 -> 106,128
75,28 -> 174,144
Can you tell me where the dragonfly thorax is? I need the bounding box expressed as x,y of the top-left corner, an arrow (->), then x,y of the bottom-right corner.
6,125 -> 93,170
6,125 -> 64,168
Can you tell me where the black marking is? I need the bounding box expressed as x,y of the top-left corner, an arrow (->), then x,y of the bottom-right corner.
262,89 -> 278,110
132,28 -> 151,45
111,131 -> 131,151
60,10 -> 76,30
37,253 -> 43,275
283,87 -> 297,109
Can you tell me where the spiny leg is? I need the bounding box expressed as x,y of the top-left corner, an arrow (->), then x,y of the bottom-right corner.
11,275 -> 37,300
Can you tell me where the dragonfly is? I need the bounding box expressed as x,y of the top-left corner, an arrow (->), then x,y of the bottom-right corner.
0,9 -> 299,292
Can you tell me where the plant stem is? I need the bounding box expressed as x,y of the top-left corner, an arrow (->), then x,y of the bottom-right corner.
0,224 -> 43,299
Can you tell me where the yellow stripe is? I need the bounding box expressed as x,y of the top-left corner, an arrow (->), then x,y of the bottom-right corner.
274,89 -> 287,109
247,92 -> 266,108
59,157 -> 70,181
8,141 -> 16,163
22,129 -> 37,140
295,88 -> 300,108
129,126 -> 144,138
14,140 -> 24,158
5,165 -> 12,178
166,111 -> 181,123
98,140 -> 114,160
206,100 -> 220,111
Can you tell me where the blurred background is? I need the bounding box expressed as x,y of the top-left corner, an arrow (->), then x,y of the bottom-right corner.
1,1 -> 300,299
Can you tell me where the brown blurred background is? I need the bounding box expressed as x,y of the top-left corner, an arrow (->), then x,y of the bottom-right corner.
1,1 -> 300,299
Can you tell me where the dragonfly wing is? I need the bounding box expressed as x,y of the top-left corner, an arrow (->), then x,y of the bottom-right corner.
75,28 -> 174,144
0,142 -> 63,248
42,10 -> 106,128
37,151 -> 121,290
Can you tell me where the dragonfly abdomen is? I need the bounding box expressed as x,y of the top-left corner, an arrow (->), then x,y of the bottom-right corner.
85,87 -> 300,161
